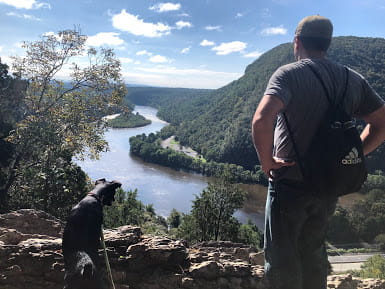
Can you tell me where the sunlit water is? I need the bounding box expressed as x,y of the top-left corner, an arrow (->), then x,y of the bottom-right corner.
76,106 -> 266,229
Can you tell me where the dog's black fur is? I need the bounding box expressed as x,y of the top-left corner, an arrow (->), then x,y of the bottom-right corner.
62,178 -> 121,289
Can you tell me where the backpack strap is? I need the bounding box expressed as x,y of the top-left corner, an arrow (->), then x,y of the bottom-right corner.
282,64 -> 350,182
307,65 -> 350,109
282,112 -> 308,180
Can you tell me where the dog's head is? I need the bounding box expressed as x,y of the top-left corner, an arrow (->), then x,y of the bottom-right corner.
93,178 -> 122,206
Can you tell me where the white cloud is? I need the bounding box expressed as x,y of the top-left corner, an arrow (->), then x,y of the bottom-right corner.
149,3 -> 181,13
176,20 -> 192,29
14,42 -> 24,49
200,39 -> 215,47
212,41 -> 247,55
205,25 -> 222,31
6,11 -> 41,20
43,31 -> 55,37
127,66 -> 242,89
243,50 -> 263,58
136,66 -> 237,77
112,9 -> 171,38
136,50 -> 152,56
0,56 -> 13,67
41,31 -> 64,41
261,26 -> 287,36
236,12 -> 244,18
0,0 -> 50,9
181,47 -> 190,54
149,55 -> 170,63
115,46 -> 127,51
119,57 -> 134,64
86,32 -> 124,47
179,12 -> 190,17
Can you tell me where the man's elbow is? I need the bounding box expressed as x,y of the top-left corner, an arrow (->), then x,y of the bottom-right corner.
252,115 -> 270,136
365,105 -> 385,135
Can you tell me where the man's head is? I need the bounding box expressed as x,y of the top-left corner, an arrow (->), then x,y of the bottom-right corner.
92,178 -> 122,206
294,15 -> 333,58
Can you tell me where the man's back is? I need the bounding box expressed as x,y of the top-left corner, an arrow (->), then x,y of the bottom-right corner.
266,58 -> 382,181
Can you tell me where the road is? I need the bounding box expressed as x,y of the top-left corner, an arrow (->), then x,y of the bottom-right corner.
161,136 -> 199,158
329,253 -> 385,272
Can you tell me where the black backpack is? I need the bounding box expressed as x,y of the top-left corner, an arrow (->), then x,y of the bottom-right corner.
283,65 -> 367,196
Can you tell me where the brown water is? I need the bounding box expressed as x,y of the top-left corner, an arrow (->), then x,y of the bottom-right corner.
76,106 -> 267,229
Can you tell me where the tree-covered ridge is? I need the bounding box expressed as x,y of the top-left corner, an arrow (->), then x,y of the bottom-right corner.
125,87 -> 213,124
168,37 -> 385,171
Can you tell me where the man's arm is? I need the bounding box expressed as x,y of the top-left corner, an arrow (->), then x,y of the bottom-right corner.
252,94 -> 294,178
361,104 -> 385,156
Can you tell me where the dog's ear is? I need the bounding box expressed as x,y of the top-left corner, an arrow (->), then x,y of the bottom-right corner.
111,180 -> 122,189
95,178 -> 106,185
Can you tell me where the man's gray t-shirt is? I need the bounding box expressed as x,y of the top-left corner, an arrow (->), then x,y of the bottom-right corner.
264,58 -> 384,181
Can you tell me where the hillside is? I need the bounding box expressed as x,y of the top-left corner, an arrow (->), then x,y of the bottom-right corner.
173,36 -> 385,171
125,87 -> 213,124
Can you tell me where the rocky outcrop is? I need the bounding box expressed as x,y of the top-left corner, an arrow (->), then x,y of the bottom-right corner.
0,209 -> 384,289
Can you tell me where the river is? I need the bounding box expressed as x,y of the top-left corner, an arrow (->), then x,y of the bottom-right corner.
76,106 -> 266,229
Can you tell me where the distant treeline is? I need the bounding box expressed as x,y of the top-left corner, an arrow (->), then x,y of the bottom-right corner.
129,131 -> 268,185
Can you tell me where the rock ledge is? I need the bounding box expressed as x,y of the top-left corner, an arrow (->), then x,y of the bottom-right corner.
0,209 -> 384,289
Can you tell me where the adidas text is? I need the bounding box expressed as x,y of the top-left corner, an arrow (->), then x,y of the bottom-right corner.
342,147 -> 362,165
342,158 -> 362,165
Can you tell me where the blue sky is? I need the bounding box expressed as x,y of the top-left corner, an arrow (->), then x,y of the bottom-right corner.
1,0 -> 385,89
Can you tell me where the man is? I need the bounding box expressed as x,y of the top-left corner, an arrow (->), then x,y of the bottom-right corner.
252,15 -> 385,289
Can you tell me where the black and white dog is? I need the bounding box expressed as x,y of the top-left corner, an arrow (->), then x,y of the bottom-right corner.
62,178 -> 121,289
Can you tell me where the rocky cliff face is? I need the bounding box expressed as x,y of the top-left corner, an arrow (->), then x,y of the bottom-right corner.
0,209 -> 384,289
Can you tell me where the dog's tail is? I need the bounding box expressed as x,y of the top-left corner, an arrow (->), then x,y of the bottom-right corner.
81,262 -> 95,278
76,251 -> 96,278
64,251 -> 99,289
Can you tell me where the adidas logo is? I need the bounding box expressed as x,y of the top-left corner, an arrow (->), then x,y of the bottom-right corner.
342,147 -> 362,165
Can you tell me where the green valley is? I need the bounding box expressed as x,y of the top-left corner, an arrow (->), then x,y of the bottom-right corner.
126,36 -> 385,173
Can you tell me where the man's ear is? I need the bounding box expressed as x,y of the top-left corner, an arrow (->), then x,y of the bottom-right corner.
95,178 -> 106,185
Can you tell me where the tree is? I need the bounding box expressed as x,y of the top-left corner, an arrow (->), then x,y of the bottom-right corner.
175,213 -> 198,242
0,61 -> 27,204
145,204 -> 156,217
236,219 -> 263,249
1,29 -> 127,217
168,208 -> 182,228
103,188 -> 145,228
359,255 -> 385,279
191,178 -> 246,241
374,234 -> 385,251
327,206 -> 357,244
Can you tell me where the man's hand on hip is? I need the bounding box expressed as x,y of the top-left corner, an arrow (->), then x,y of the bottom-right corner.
262,157 -> 295,179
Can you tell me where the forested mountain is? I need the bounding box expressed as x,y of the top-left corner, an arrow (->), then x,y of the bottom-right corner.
126,87 -> 213,124
126,37 -> 385,171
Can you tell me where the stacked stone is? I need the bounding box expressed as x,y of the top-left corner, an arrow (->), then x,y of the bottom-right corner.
1,210 -> 385,289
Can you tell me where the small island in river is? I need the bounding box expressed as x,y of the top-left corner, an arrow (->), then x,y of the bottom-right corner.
106,111 -> 152,128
